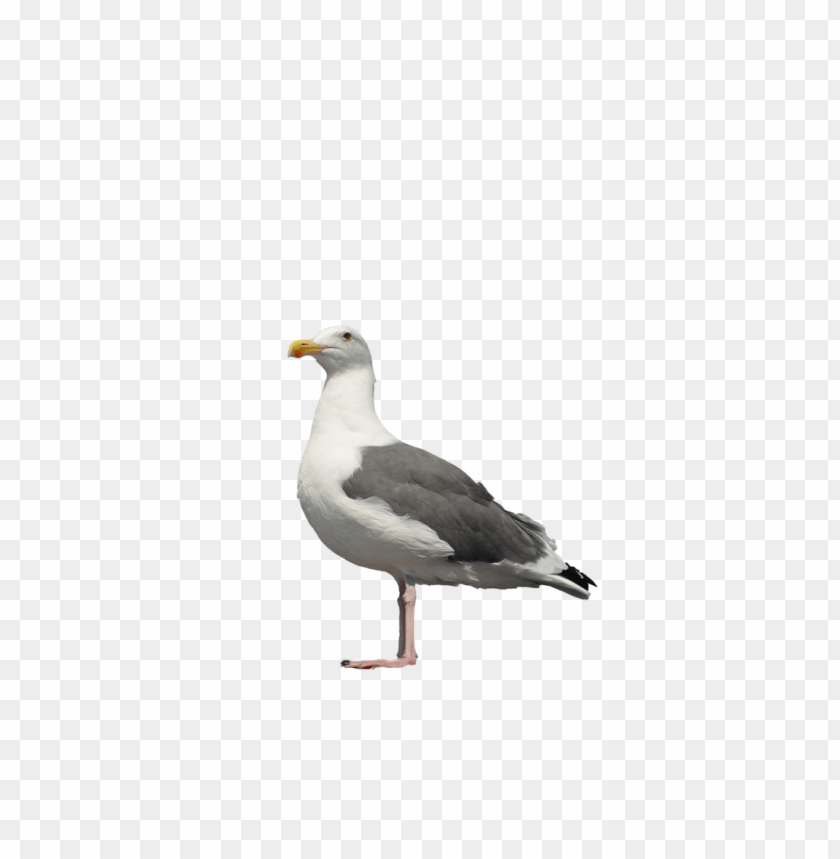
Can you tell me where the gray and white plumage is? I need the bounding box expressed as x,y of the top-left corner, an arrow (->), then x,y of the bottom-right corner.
342,441 -> 595,595
291,325 -> 595,599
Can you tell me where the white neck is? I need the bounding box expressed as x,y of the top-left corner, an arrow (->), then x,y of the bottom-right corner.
309,363 -> 397,447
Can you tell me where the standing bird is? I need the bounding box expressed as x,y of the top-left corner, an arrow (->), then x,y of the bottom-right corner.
288,325 -> 596,670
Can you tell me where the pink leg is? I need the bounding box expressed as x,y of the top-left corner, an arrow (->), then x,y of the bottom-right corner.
342,577 -> 418,670
396,579 -> 406,658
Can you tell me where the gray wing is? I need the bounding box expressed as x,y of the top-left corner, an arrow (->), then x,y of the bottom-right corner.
342,442 -> 549,565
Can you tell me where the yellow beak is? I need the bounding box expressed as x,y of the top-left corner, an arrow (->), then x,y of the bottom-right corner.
288,339 -> 327,359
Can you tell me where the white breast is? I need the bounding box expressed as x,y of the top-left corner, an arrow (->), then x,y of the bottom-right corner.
296,363 -> 454,577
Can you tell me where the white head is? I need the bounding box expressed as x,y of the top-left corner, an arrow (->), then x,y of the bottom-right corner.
287,325 -> 374,378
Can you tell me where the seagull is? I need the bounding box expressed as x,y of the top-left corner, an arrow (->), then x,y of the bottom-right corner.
288,325 -> 596,670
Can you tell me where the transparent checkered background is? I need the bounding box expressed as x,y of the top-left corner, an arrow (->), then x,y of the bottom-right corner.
0,3 -> 836,857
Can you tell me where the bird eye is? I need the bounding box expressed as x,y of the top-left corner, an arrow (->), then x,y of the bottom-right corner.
343,332 -> 352,341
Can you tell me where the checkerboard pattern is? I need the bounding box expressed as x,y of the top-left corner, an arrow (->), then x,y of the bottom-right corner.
0,3 -> 836,857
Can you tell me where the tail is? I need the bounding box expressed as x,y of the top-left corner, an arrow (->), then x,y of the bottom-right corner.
503,509 -> 597,599
551,564 -> 597,599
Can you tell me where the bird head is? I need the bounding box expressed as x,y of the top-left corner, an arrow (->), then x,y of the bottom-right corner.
288,325 -> 373,376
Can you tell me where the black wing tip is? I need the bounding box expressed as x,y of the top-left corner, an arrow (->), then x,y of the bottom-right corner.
558,564 -> 597,591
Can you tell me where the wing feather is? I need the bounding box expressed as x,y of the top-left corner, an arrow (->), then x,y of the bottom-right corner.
342,442 -> 547,565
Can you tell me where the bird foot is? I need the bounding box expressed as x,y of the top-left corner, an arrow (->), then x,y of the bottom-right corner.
341,657 -> 417,670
